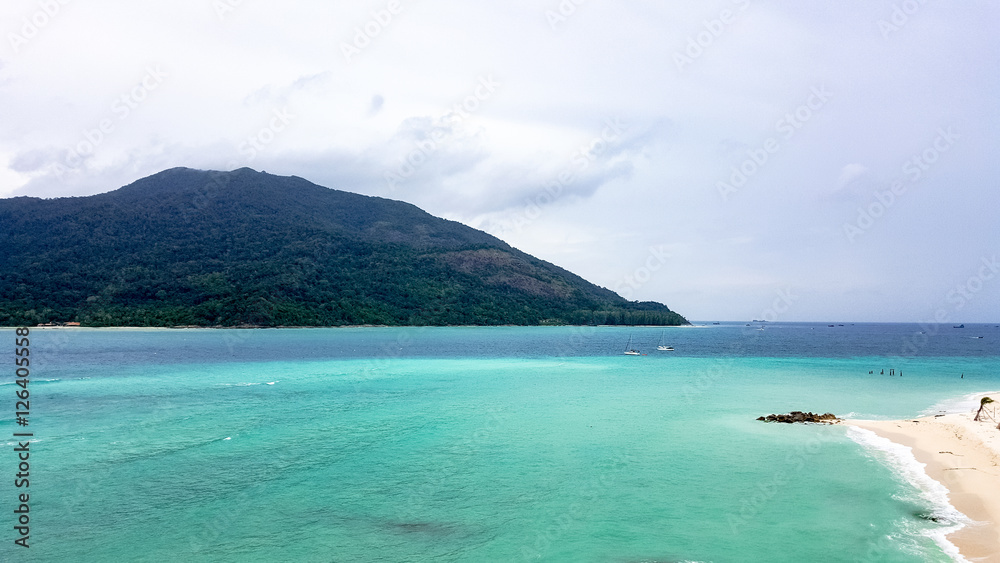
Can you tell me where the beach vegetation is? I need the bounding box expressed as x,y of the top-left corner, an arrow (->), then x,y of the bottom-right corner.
974,396 -> 994,422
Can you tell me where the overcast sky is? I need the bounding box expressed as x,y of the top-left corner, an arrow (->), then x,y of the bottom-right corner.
2,0 -> 998,322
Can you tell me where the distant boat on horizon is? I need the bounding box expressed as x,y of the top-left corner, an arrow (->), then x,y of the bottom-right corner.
656,331 -> 674,351
624,335 -> 640,356
954,324 -> 965,328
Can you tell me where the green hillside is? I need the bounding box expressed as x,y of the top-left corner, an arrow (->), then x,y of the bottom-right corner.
0,168 -> 688,327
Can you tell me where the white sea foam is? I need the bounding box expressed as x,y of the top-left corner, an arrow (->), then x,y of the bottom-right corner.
846,426 -> 971,562
0,377 -> 60,386
920,391 -> 998,417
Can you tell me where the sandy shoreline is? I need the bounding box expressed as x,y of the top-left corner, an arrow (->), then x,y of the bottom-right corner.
846,391 -> 1000,562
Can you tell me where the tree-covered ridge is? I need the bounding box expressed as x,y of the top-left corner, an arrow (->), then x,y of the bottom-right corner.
0,167 -> 688,327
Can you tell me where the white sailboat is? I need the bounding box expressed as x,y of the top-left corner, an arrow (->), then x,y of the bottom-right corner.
624,335 -> 640,356
656,331 -> 674,351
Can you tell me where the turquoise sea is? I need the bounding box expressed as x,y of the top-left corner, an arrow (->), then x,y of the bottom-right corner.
2,323 -> 998,562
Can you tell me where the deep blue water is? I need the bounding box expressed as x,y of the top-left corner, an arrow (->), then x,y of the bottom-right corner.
29,322 -> 1000,366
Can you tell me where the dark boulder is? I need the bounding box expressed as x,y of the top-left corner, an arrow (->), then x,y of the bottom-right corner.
758,411 -> 840,424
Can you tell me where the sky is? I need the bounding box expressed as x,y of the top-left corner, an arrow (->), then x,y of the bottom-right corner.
1,0 -> 998,323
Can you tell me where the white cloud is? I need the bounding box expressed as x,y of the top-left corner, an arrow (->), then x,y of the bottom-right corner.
837,163 -> 868,187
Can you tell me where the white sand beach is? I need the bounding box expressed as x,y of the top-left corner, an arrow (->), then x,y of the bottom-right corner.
847,392 -> 1000,562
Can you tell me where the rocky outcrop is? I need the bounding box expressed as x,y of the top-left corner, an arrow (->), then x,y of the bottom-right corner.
757,411 -> 840,424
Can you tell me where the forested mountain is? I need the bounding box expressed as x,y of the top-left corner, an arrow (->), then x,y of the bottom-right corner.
0,167 -> 688,327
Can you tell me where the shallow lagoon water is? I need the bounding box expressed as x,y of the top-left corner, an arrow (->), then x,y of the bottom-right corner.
2,323 -> 998,562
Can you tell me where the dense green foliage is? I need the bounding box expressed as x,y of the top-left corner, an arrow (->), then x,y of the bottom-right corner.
0,168 -> 688,327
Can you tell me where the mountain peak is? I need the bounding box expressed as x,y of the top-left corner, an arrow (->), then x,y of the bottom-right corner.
0,168 -> 687,327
